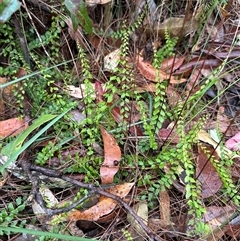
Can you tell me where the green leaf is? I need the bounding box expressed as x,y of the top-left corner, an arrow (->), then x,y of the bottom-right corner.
0,108 -> 71,174
0,0 -> 21,23
0,226 -> 95,241
64,0 -> 93,34
1,114 -> 57,158
7,203 -> 14,212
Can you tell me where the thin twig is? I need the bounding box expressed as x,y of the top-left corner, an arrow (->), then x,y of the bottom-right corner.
29,164 -> 165,241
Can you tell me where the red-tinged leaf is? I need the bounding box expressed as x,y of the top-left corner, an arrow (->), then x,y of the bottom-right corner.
68,182 -> 134,221
226,225 -> 240,238
0,118 -> 28,138
196,144 -> 222,198
203,205 -> 235,240
66,17 -> 85,49
174,57 -> 222,75
15,67 -> 27,78
157,128 -> 179,144
100,126 -> 121,184
94,81 -> 104,103
159,190 -> 170,224
226,132 -> 240,151
186,69 -> 202,91
166,85 -> 181,107
110,105 -> 143,136
136,55 -> 187,84
160,56 -> 185,73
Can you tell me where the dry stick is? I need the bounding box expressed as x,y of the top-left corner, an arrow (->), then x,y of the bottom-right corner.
13,13 -> 31,67
35,189 -> 94,216
30,164 -> 165,241
20,159 -> 93,215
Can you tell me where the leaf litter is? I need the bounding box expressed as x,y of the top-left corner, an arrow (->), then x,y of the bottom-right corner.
0,1 -> 240,241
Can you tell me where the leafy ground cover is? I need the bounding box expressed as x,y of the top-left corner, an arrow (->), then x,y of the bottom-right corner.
0,0 -> 240,240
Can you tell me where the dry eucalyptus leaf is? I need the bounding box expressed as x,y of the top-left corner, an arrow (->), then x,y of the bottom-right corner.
65,84 -> 95,99
104,48 -> 121,72
127,201 -> 148,236
203,205 -> 235,240
159,189 -> 171,224
86,0 -> 112,5
153,17 -> 198,38
196,144 -> 222,198
197,130 -> 240,159
0,118 -> 28,138
68,182 -> 134,221
100,126 -> 121,184
136,55 -> 187,84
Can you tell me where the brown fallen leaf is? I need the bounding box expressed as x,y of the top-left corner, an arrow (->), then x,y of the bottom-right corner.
160,56 -> 185,73
226,132 -> 240,151
153,17 -> 199,38
203,205 -> 235,240
197,129 -> 239,159
100,126 -> 121,184
68,182 -> 134,221
157,128 -> 179,144
110,105 -> 143,136
127,201 -> 148,237
174,57 -> 222,76
196,144 -> 222,198
0,118 -> 28,138
159,189 -> 171,224
0,77 -> 16,115
136,55 -> 187,84
226,225 -> 240,238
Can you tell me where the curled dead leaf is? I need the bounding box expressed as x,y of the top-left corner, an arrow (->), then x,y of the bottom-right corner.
68,182 -> 134,221
160,56 -> 185,73
136,55 -> 187,84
